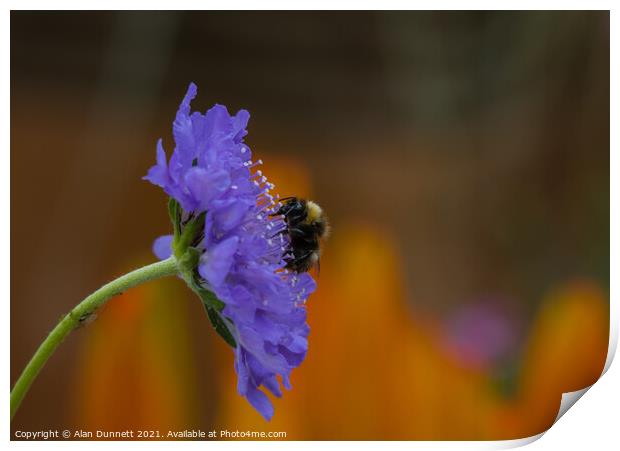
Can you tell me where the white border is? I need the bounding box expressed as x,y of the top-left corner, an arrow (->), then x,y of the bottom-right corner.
4,3 -> 616,450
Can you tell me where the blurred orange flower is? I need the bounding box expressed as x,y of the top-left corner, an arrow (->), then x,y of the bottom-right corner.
71,271 -> 200,437
69,154 -> 609,441
494,281 -> 609,438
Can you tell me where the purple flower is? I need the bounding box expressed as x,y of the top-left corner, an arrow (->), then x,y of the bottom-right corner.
144,83 -> 316,420
441,297 -> 524,370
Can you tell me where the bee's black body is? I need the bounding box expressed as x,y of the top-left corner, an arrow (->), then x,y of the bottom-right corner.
277,197 -> 328,273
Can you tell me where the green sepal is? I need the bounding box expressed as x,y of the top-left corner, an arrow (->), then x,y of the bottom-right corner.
194,286 -> 235,347
167,198 -> 181,244
179,265 -> 236,348
169,200 -> 236,348
177,247 -> 201,275
174,211 -> 206,259
204,305 -> 237,348
196,285 -> 225,311
195,285 -> 236,347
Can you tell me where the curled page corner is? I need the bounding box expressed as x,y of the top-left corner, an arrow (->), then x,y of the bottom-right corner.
554,386 -> 591,423
602,310 -> 618,375
493,432 -> 545,449
493,323 -> 616,449
496,296 -> 619,449
491,388 -> 590,449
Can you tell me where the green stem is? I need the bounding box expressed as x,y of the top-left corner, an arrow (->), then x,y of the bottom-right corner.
10,256 -> 179,421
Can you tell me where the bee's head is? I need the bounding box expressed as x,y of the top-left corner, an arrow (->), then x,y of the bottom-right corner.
277,197 -> 304,219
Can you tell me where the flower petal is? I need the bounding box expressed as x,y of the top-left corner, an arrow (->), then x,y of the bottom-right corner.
199,236 -> 239,287
152,235 -> 173,260
262,375 -> 282,398
185,167 -> 231,212
232,109 -> 250,143
143,139 -> 170,188
172,83 -> 198,160
246,386 -> 274,421
213,200 -> 251,232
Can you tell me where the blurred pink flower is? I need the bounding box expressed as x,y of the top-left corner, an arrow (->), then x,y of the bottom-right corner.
441,297 -> 524,370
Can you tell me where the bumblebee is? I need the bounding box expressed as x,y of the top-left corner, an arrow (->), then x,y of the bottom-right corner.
276,197 -> 329,273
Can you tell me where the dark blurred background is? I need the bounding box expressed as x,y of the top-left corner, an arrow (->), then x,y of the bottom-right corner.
11,11 -> 609,440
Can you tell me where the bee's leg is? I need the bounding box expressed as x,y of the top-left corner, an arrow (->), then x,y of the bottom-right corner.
288,249 -> 317,273
271,228 -> 289,239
